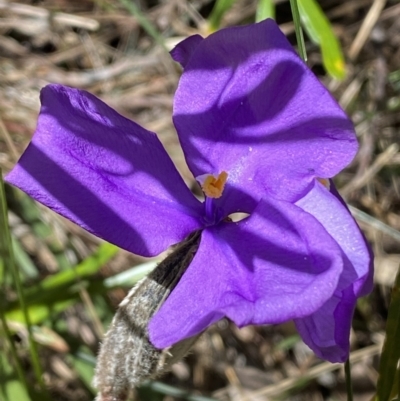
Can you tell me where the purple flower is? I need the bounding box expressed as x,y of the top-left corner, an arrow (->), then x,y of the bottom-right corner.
6,19 -> 372,363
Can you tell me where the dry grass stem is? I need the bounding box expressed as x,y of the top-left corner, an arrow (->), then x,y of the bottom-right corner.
348,0 -> 388,60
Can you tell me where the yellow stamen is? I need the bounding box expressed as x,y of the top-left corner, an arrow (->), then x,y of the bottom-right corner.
317,178 -> 330,189
201,171 -> 228,198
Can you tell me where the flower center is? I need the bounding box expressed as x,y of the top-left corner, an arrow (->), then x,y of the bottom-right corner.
201,171 -> 228,198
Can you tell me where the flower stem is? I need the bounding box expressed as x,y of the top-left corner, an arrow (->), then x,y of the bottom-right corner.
344,359 -> 354,401
290,0 -> 307,62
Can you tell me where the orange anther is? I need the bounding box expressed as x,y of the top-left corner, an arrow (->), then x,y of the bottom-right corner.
317,178 -> 330,189
201,171 -> 228,198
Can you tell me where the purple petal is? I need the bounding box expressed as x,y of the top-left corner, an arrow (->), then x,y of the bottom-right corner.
294,180 -> 373,361
296,181 -> 373,298
6,84 -> 204,257
149,196 -> 344,348
171,35 -> 204,68
173,19 -> 357,209
295,288 -> 356,363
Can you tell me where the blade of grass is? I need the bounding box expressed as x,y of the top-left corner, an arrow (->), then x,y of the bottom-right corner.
0,353 -> 31,401
7,242 -> 119,312
9,188 -> 70,271
0,315 -> 28,393
6,258 -> 151,325
256,0 -> 275,21
0,172 -> 33,397
274,334 -> 300,351
0,182 -> 13,284
208,0 -> 236,32
397,365 -> 400,400
398,364 -> 400,398
6,300 -> 76,325
142,381 -> 219,401
0,173 -> 47,396
390,366 -> 400,401
36,242 -> 118,291
103,259 -> 158,288
375,265 -> 400,401
1,241 -> 118,313
290,0 -> 307,62
298,0 -> 346,79
118,0 -> 167,51
12,236 -> 37,279
68,346 -> 96,396
76,348 -> 219,401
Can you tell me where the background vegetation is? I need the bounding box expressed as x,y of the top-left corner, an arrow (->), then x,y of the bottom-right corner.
0,0 -> 400,400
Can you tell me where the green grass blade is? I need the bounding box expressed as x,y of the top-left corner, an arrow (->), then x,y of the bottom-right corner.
0,183 -> 13,284
9,188 -> 71,271
290,0 -> 307,62
18,261 -> 152,324
0,314 -> 28,394
103,259 -> 157,288
12,237 -> 37,279
68,346 -> 96,395
142,381 -> 219,401
77,348 -> 219,401
274,334 -> 300,351
298,0 -> 346,79
5,242 -> 118,324
397,365 -> 400,400
0,353 -> 31,401
6,251 -> 156,327
0,185 -> 28,396
208,0 -> 236,32
0,173 -> 47,394
6,300 -> 76,325
256,0 -> 275,21
118,0 -> 167,51
375,265 -> 400,401
393,366 -> 400,401
38,242 -> 118,290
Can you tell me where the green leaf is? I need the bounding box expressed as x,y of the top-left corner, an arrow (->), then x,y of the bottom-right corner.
256,0 -> 275,21
298,0 -> 346,80
375,265 -> 400,401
